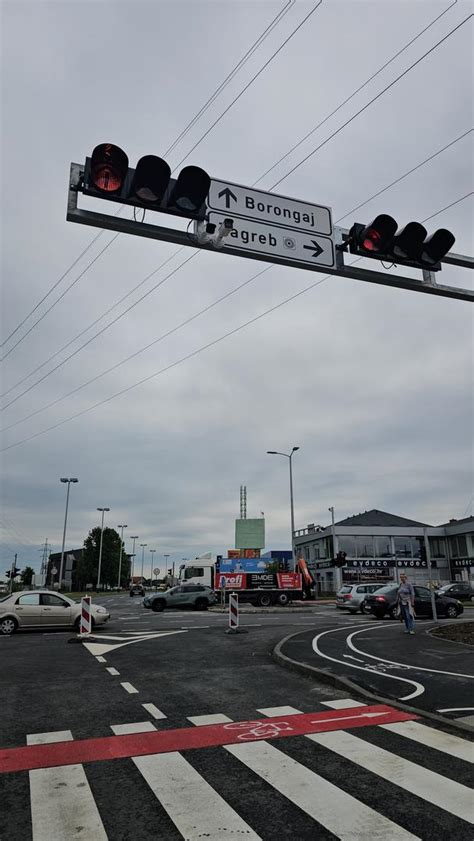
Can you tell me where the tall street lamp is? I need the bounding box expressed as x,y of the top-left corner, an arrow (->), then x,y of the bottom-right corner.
140,543 -> 147,583
96,507 -> 110,590
130,535 -> 139,582
59,478 -> 78,590
267,447 -> 300,571
150,549 -> 156,584
117,524 -> 128,589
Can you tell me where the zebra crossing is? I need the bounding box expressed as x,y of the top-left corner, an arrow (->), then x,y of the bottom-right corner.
4,697 -> 474,841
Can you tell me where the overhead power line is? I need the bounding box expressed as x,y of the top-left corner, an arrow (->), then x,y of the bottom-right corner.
1,8 -> 469,409
269,13 -> 473,191
163,0 -> 295,157
0,233 -> 121,363
0,3 -> 298,360
1,251 -> 200,411
1,191 -> 470,453
253,0 -> 458,187
171,1 -> 324,172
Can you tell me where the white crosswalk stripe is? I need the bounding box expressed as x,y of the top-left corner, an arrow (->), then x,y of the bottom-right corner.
21,699 -> 474,841
27,730 -> 107,841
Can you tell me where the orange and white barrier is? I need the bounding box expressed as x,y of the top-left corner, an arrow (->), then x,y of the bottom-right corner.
79,596 -> 92,636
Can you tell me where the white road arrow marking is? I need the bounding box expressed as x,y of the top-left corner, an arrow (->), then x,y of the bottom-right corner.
309,712 -> 389,725
82,630 -> 186,657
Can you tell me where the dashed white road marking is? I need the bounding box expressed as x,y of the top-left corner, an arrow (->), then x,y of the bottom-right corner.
106,667 -> 120,676
142,703 -> 167,720
95,656 -> 106,663
120,681 -> 139,694
187,713 -> 233,726
256,706 -> 303,717
110,721 -> 156,735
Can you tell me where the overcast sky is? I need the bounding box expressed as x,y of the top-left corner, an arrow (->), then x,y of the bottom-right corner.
1,0 -> 473,576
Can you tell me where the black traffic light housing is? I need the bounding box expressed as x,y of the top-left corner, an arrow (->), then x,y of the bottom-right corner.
335,551 -> 347,568
83,143 -> 210,222
348,215 -> 455,271
5,567 -> 20,579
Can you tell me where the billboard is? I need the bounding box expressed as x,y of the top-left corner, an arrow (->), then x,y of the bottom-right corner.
235,518 -> 265,550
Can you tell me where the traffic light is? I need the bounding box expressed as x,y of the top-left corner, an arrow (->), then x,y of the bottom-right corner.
335,551 -> 347,568
83,143 -> 210,221
5,567 -> 20,579
349,215 -> 455,270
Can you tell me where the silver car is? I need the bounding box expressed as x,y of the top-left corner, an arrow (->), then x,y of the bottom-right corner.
336,583 -> 385,614
0,590 -> 110,634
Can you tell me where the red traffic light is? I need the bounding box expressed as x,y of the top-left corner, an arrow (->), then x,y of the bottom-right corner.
90,144 -> 129,193
131,155 -> 171,204
359,214 -> 397,253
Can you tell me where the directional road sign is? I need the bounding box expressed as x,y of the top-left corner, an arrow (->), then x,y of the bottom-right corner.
208,179 -> 332,237
208,213 -> 335,269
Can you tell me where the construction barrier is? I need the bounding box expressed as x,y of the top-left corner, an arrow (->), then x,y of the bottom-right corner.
79,596 -> 92,636
228,592 -> 239,630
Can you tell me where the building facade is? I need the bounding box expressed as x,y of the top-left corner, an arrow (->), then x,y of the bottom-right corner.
293,509 -> 474,594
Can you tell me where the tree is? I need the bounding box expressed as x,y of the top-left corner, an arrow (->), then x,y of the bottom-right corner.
21,566 -> 35,586
78,527 -> 130,589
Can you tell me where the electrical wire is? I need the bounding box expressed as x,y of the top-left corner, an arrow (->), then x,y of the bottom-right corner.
0,3 -> 297,359
0,233 -> 121,363
171,1 -> 324,173
163,0 -> 295,157
3,128 -> 469,407
421,192 -> 473,223
1,250 -> 200,411
1,192 -> 471,452
253,0 -> 458,187
2,10 -> 470,410
268,13 -> 473,191
0,248 -> 186,400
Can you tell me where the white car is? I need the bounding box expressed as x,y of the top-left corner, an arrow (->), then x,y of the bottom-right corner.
0,590 -> 110,635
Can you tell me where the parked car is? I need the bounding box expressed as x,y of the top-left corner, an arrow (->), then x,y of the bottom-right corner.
364,584 -> 464,620
0,590 -> 110,635
435,582 -> 474,602
130,584 -> 145,597
336,583 -> 386,614
143,584 -> 217,612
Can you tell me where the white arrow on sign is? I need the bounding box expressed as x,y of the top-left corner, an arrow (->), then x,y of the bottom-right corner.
208,213 -> 335,269
208,179 -> 332,236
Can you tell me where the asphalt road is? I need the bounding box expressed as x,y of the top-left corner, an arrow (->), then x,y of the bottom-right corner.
278,617 -> 474,718
1,594 -> 473,840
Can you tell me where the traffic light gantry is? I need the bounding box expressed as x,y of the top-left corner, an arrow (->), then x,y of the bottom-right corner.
66,142 -> 473,302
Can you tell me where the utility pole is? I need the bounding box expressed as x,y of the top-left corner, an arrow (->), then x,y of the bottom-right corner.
9,554 -> 17,594
117,524 -> 128,589
39,539 -> 49,585
424,527 -> 438,623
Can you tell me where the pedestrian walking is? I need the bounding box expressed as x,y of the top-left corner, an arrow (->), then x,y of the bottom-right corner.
397,573 -> 416,634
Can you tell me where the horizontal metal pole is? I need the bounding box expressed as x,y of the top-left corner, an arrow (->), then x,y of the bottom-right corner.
67,206 -> 473,302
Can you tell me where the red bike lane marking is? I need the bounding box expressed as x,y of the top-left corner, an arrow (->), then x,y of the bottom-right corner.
0,705 -> 416,774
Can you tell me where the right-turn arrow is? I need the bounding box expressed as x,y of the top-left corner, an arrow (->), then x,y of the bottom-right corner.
303,239 -> 324,258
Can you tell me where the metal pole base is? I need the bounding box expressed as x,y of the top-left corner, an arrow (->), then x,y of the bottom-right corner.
225,627 -> 248,634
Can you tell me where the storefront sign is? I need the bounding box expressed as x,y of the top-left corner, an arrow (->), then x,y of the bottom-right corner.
451,558 -> 473,569
343,568 -> 392,582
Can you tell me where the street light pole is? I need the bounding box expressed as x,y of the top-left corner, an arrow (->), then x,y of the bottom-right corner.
117,524 -> 128,589
130,535 -> 139,582
96,507 -> 110,590
267,447 -> 299,571
140,544 -> 147,583
59,478 -> 78,590
150,549 -> 156,584
328,506 -> 336,559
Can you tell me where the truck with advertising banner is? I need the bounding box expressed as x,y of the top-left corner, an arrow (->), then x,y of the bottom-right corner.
179,554 -> 304,606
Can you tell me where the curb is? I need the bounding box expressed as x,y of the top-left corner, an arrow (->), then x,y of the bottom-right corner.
272,630 -> 474,736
